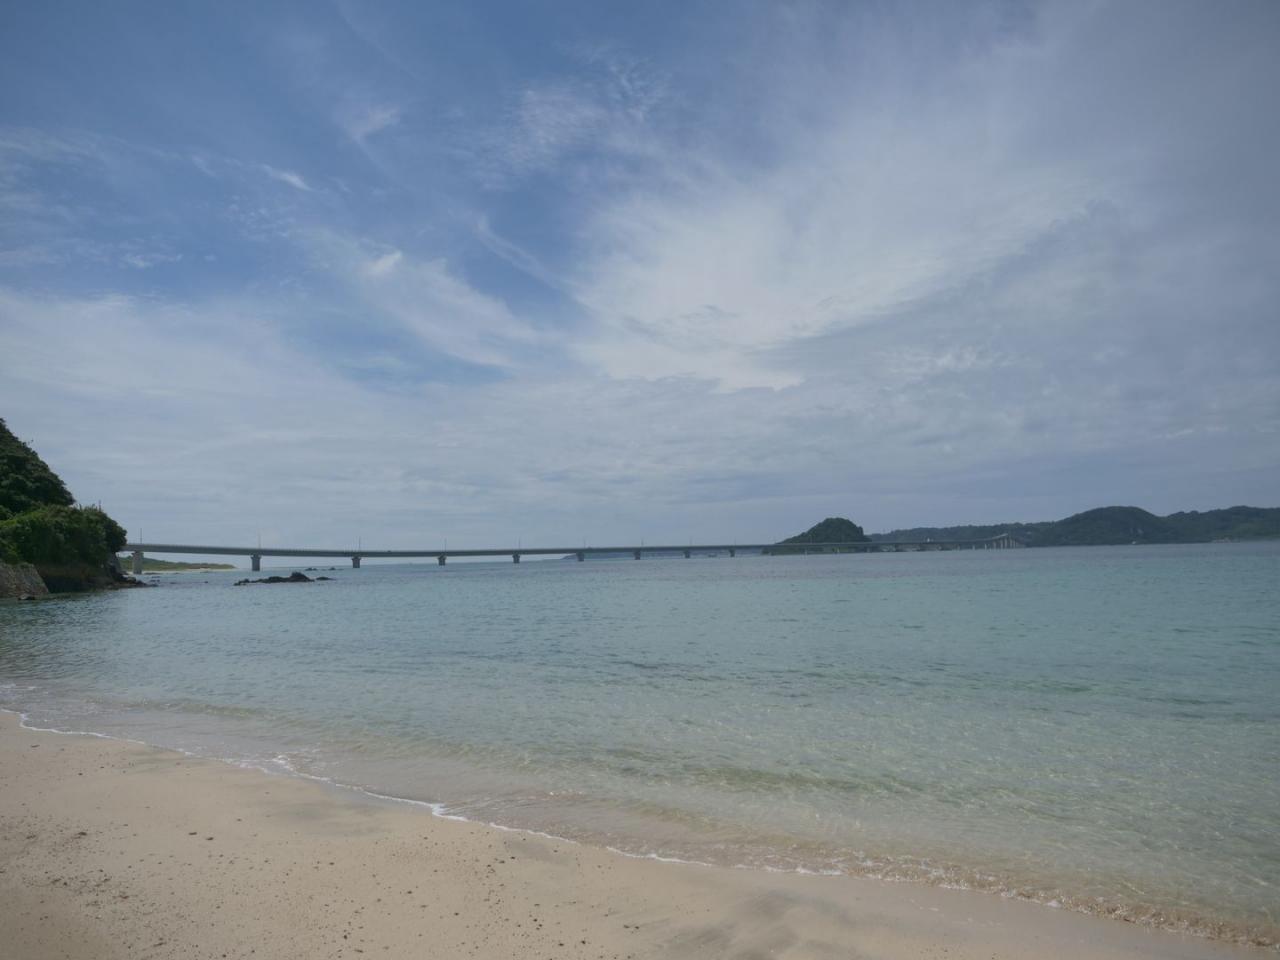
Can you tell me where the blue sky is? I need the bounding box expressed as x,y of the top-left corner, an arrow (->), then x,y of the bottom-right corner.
1,0 -> 1277,550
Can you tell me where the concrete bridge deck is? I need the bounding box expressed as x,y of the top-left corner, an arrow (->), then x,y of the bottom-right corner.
125,535 -> 1023,573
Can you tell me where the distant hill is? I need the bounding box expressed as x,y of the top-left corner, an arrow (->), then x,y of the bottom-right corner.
868,521 -> 1050,544
775,517 -> 871,552
871,505 -> 1280,547
1162,506 -> 1280,541
117,556 -> 235,572
1033,507 -> 1177,546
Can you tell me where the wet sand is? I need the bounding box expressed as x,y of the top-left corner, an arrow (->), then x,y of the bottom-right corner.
0,712 -> 1265,960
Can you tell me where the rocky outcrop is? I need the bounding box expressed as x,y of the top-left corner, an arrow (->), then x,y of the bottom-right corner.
33,557 -> 149,592
0,561 -> 49,599
234,571 -> 332,586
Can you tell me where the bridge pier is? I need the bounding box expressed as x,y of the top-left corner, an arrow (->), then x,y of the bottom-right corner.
512,553 -> 520,564
437,555 -> 446,566
576,552 -> 585,562
351,556 -> 361,568
250,554 -> 261,572
132,550 -> 144,574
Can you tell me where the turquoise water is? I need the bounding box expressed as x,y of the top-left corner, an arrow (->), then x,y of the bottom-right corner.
2,543 -> 1278,946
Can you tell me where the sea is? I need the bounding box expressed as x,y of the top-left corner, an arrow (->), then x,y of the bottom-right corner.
2,542 -> 1277,947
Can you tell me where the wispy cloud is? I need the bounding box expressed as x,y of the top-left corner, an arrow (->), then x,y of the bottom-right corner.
468,51 -> 667,189
120,250 -> 183,269
261,165 -> 313,192
302,229 -> 541,370
336,102 -> 401,143
473,216 -> 567,293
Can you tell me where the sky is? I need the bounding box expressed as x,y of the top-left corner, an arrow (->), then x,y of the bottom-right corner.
1,0 -> 1277,551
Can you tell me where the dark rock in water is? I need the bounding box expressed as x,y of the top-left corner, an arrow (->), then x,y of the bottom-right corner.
316,576 -> 333,581
234,571 -> 316,586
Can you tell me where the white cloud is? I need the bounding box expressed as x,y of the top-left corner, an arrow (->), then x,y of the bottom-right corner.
362,249 -> 402,277
556,2 -> 1280,402
337,102 -> 401,143
567,55 -> 1097,387
302,230 -> 540,369
120,250 -> 183,270
473,216 -> 567,293
0,276 -> 1275,553
261,165 -> 312,192
471,82 -> 607,185
470,52 -> 666,187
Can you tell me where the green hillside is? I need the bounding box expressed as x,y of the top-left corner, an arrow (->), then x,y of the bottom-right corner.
0,419 -> 74,518
0,418 -> 129,592
775,517 -> 871,552
872,505 -> 1280,547
868,521 -> 1049,544
1162,506 -> 1280,541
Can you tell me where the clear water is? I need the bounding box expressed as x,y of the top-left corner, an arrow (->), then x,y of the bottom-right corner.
2,544 -> 1277,946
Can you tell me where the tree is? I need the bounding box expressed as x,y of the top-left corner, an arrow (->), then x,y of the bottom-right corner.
0,418 -> 74,516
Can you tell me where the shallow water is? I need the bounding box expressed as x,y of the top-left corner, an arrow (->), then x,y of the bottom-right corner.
2,543 -> 1278,945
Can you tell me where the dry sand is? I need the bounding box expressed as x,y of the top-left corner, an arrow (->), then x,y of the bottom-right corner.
0,712 -> 1266,960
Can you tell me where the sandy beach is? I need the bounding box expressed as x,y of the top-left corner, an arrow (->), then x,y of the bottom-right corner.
0,712 -> 1266,960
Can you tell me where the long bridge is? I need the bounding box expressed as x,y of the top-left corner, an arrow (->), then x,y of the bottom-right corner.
124,534 -> 1023,573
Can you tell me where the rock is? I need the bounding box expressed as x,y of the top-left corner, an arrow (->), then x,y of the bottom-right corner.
110,573 -> 156,589
234,571 -> 316,586
0,561 -> 50,599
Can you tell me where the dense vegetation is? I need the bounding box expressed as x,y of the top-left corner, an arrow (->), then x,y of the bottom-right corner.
1162,506 -> 1280,541
0,418 -> 128,591
871,505 -> 1280,547
774,517 -> 871,552
1,419 -> 74,519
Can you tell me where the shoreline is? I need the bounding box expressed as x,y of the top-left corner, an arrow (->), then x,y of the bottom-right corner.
1,712 -> 1269,960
